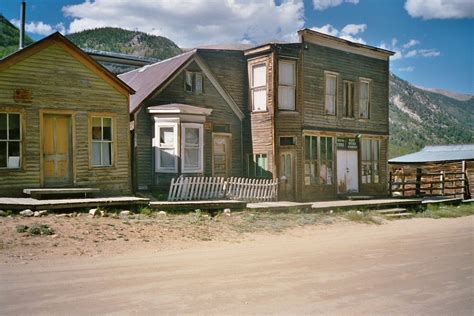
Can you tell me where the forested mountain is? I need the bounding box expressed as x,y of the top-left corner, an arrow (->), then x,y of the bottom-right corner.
0,14 -> 34,58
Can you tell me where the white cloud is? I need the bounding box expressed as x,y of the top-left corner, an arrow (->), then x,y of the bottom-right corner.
11,19 -> 65,36
403,39 -> 420,49
405,0 -> 474,19
311,23 -> 367,44
405,48 -> 440,57
313,0 -> 359,11
398,66 -> 415,72
62,0 -> 305,47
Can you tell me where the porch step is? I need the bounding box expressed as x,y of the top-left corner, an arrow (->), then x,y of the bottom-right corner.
346,195 -> 377,200
376,208 -> 413,218
23,188 -> 100,199
384,212 -> 414,218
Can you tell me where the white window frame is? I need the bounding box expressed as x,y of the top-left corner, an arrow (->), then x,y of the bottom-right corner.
181,123 -> 204,173
250,63 -> 267,112
0,112 -> 22,169
278,60 -> 296,111
324,72 -> 337,115
154,121 -> 178,173
359,78 -> 371,119
91,116 -> 114,167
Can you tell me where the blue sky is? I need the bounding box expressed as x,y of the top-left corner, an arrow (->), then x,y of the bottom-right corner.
2,0 -> 473,94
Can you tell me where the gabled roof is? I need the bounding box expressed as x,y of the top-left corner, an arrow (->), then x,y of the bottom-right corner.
119,50 -> 244,120
0,32 -> 134,96
389,144 -> 474,164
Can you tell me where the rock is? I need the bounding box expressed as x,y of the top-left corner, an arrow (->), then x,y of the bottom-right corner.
51,234 -> 59,239
356,210 -> 363,215
89,208 -> 98,217
223,208 -> 231,216
38,210 -> 48,216
55,214 -> 68,218
328,210 -> 334,214
20,209 -> 34,217
0,210 -> 6,217
158,211 -> 167,216
100,210 -> 107,217
119,210 -> 131,216
34,211 -> 41,217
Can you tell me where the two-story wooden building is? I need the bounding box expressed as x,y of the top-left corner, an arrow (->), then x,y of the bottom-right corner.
243,29 -> 394,200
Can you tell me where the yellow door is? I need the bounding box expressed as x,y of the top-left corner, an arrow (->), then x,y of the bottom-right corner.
43,114 -> 72,186
212,134 -> 231,177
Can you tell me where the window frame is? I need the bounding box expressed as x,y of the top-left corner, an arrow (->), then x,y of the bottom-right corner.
278,60 -> 296,111
250,62 -> 268,112
359,78 -> 371,119
343,80 -> 355,118
304,135 -> 318,185
304,135 -> 334,186
0,112 -> 22,170
319,136 -> 334,185
154,121 -> 179,173
247,153 -> 270,179
90,115 -> 115,168
181,123 -> 204,173
184,70 -> 204,94
361,138 -> 380,184
324,71 -> 338,116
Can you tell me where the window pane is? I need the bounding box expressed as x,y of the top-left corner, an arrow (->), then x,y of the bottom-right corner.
252,88 -> 267,111
185,72 -> 193,92
102,118 -> 112,141
8,141 -> 20,168
184,148 -> 199,169
252,64 -> 266,87
0,141 -> 6,167
304,136 -> 311,160
360,82 -> 369,99
327,137 -> 333,159
160,127 -> 174,145
0,114 -> 6,139
195,73 -> 203,94
92,117 -> 102,140
92,142 -> 101,165
279,62 -> 294,85
8,114 -> 20,140
326,75 -> 336,95
160,148 -> 175,168
278,86 -> 295,110
325,95 -> 335,114
373,140 -> 379,161
185,128 -> 199,145
102,142 -> 112,166
321,137 -> 327,159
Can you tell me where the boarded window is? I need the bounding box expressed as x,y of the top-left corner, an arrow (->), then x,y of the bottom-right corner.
359,80 -> 370,118
91,117 -> 113,167
278,61 -> 296,110
361,139 -> 380,184
184,71 -> 203,94
343,81 -> 354,117
0,113 -> 21,169
251,63 -> 267,111
325,73 -> 337,115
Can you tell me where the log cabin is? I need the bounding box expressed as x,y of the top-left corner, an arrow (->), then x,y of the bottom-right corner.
0,32 -> 134,197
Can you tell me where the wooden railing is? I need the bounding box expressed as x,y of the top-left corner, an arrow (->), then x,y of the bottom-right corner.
168,176 -> 279,202
389,171 -> 470,199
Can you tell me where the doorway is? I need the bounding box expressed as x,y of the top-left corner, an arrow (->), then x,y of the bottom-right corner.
279,150 -> 295,200
42,114 -> 73,187
337,150 -> 359,193
212,134 -> 231,177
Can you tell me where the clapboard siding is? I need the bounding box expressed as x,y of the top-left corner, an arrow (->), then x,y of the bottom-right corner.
0,43 -> 131,196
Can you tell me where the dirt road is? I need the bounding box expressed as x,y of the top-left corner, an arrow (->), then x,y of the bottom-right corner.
1,216 -> 473,315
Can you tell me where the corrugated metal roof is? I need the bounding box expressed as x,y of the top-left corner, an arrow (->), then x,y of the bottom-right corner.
389,144 -> 474,164
118,50 -> 196,113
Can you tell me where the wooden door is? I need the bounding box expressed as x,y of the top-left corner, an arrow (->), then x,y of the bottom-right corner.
337,150 -> 359,193
279,151 -> 295,201
43,114 -> 72,187
212,134 -> 231,177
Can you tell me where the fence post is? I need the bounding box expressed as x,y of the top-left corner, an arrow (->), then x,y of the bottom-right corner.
440,171 -> 445,196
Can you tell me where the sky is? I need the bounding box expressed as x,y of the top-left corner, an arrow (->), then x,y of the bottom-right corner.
2,0 -> 473,94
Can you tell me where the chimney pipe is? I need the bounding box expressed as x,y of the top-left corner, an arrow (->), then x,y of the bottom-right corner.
19,1 -> 26,49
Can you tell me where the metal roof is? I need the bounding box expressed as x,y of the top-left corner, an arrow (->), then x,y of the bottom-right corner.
389,144 -> 474,164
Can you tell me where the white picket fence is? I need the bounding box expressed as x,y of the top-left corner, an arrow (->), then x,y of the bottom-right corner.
168,176 -> 278,202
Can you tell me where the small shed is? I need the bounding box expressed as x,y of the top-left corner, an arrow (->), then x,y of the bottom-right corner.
388,145 -> 474,199
0,32 -> 135,197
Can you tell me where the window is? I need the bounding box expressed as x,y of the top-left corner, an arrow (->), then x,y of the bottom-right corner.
319,137 -> 334,185
181,123 -> 204,173
343,81 -> 354,117
280,136 -> 295,146
325,73 -> 337,115
155,123 -> 178,172
359,80 -> 370,118
248,154 -> 270,178
0,113 -> 21,169
185,71 -> 203,94
361,139 -> 380,184
304,136 -> 318,185
250,63 -> 267,111
91,117 -> 113,167
278,61 -> 296,110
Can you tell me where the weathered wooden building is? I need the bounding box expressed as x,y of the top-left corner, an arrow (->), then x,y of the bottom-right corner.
243,29 -> 394,200
0,32 -> 134,197
118,49 -> 247,191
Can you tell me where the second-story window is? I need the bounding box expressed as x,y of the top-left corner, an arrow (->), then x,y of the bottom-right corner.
251,63 -> 267,112
359,79 -> 370,118
325,73 -> 337,115
278,60 -> 296,111
343,81 -> 354,117
185,71 -> 203,94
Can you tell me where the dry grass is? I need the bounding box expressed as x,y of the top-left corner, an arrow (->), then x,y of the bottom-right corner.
416,203 -> 474,219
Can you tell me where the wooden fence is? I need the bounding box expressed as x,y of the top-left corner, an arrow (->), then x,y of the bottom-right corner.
389,171 -> 470,199
168,176 -> 278,202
